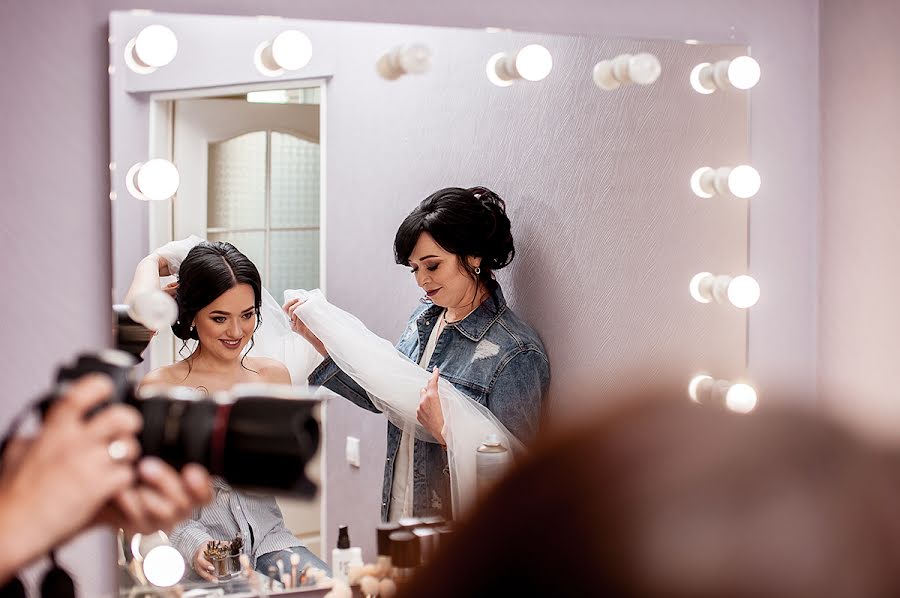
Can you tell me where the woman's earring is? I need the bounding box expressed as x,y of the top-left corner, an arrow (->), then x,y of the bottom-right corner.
190,324 -> 196,333
475,267 -> 481,275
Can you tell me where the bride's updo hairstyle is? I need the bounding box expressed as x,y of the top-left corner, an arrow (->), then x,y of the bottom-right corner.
172,241 -> 263,345
393,186 -> 515,290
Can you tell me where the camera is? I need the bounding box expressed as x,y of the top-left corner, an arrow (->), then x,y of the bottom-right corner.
43,351 -> 321,497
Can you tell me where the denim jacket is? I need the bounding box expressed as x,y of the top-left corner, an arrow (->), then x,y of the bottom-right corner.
308,285 -> 550,521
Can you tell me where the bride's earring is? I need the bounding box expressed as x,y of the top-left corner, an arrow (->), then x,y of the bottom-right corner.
475,266 -> 481,275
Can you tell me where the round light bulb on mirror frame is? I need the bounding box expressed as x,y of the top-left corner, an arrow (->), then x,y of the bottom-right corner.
124,25 -> 178,74
688,374 -> 713,402
142,545 -> 185,587
690,164 -> 760,199
727,55 -> 761,90
126,158 -> 180,201
593,52 -> 662,91
689,374 -> 758,414
515,44 -> 553,81
691,56 -> 760,94
376,43 -> 432,80
255,30 -> 313,76
690,272 -> 760,309
725,382 -> 758,414
727,164 -> 762,199
487,44 -> 553,86
726,274 -> 761,309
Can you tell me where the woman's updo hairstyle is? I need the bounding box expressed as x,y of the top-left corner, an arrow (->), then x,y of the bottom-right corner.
394,186 -> 515,287
171,241 -> 263,342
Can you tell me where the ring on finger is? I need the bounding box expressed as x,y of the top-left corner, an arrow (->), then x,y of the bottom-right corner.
107,439 -> 130,463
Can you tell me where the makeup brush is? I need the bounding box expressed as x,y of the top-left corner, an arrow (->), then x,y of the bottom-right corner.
290,552 -> 300,588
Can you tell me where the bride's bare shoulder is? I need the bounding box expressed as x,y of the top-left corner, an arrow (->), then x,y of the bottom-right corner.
139,362 -> 189,389
246,357 -> 292,384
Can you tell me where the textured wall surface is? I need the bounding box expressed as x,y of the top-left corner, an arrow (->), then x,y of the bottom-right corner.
110,13 -> 750,563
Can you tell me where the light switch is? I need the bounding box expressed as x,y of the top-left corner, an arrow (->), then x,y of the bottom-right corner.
346,436 -> 361,468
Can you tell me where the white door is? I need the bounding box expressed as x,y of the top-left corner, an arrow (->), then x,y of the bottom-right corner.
155,94 -> 326,558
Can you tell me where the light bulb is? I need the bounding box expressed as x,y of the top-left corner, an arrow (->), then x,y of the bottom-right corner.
727,56 -> 760,90
593,52 -> 661,90
486,52 -> 514,87
271,30 -> 313,70
691,56 -> 759,93
726,275 -> 760,309
129,289 -> 178,330
690,167 -> 714,198
134,25 -> 177,68
725,383 -> 758,414
127,159 -> 180,201
142,545 -> 185,587
377,43 -> 432,80
628,53 -> 662,85
689,272 -> 713,303
691,165 -> 760,199
688,374 -> 713,402
727,164 -> 761,199
514,44 -> 553,81
398,43 -> 431,74
255,30 -> 312,76
690,62 -> 716,94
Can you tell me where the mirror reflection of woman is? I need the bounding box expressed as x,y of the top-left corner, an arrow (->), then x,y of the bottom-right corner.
129,242 -> 328,582
285,187 -> 551,521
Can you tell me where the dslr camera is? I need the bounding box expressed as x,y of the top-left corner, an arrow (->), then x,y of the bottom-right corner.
43,350 -> 321,497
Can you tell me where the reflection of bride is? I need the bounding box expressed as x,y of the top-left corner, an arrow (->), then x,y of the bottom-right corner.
126,241 -> 328,582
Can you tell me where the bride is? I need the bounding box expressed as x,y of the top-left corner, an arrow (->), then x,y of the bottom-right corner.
125,240 -> 328,582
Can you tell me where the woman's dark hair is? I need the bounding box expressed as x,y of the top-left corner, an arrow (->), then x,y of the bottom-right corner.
401,390 -> 900,598
394,186 -> 515,289
171,241 -> 262,371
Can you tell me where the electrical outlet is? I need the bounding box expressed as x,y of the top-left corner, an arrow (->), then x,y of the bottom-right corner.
345,436 -> 361,468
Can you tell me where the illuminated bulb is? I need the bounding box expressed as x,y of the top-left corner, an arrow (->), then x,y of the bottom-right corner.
726,274 -> 761,309
689,375 -> 758,413
142,546 -> 185,587
727,56 -> 761,90
690,164 -> 760,199
691,55 -> 760,93
487,44 -> 552,86
129,289 -> 178,330
688,374 -> 713,402
376,43 -> 432,80
592,52 -> 662,90
690,272 -> 760,309
725,383 -> 758,413
124,25 -> 178,74
126,159 -> 180,201
255,30 -> 312,76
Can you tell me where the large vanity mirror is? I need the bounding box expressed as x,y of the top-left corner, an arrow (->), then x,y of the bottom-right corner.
110,10 -> 751,595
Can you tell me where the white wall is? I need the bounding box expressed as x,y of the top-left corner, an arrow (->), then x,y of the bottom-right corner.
819,0 -> 900,441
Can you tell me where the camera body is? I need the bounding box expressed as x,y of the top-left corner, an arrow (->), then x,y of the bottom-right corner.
47,351 -> 321,497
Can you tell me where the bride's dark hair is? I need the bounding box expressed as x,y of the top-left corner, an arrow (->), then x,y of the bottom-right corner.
172,241 -> 262,372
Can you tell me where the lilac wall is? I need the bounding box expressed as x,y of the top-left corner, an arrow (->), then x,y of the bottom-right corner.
819,0 -> 900,440
0,0 -> 819,595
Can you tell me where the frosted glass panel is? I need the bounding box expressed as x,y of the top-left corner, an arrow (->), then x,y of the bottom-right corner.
208,131 -> 266,230
271,132 -> 320,229
269,230 -> 319,301
207,231 -> 267,278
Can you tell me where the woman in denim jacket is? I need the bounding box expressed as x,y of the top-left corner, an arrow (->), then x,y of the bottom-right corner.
285,187 -> 550,521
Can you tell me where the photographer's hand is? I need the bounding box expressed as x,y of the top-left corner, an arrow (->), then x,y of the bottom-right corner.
0,375 -> 141,584
96,458 -> 212,535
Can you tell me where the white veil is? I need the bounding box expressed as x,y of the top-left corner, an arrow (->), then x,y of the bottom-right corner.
155,237 -> 521,517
